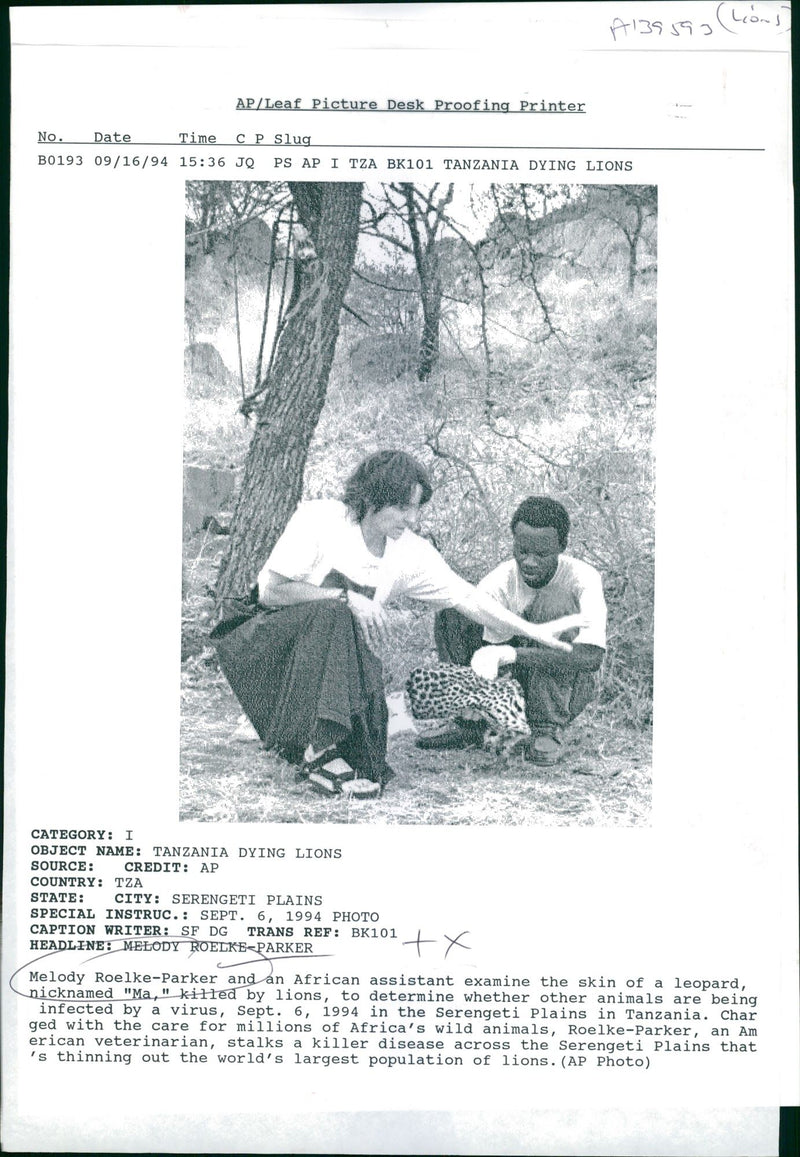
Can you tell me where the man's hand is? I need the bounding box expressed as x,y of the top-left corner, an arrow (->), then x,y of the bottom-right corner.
471,645 -> 518,681
345,590 -> 390,650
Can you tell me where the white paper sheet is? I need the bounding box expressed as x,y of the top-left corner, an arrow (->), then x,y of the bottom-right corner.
5,4 -> 796,1154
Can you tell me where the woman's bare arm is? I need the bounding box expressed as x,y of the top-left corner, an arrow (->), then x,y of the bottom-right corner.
259,570 -> 389,648
259,570 -> 342,606
458,586 -> 588,653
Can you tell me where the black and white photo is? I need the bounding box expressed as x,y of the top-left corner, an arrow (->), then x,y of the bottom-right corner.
181,181 -> 656,823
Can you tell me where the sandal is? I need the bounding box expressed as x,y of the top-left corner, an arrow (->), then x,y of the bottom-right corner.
529,732 -> 563,766
342,778 -> 381,799
307,757 -> 360,795
307,758 -> 383,799
295,742 -> 339,782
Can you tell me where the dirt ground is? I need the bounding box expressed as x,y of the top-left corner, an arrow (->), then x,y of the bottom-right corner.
180,656 -> 652,827
180,527 -> 651,826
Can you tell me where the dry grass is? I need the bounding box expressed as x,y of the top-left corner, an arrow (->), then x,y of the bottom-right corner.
180,654 -> 651,827
184,394 -> 252,470
180,525 -> 651,827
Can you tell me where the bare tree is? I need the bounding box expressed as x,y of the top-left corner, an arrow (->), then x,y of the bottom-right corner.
585,185 -> 657,292
362,183 -> 454,380
185,181 -> 285,257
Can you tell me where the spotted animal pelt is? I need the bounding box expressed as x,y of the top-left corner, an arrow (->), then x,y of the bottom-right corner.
405,663 -> 531,737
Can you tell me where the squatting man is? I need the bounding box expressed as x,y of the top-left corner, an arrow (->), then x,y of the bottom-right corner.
418,497 -> 607,765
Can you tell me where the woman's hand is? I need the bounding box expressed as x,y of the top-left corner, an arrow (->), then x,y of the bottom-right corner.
521,613 -> 590,652
346,590 -> 390,650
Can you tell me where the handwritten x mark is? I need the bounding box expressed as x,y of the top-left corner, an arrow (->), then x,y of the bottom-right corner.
443,931 -> 471,959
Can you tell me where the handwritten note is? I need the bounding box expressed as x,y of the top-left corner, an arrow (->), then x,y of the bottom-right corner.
609,2 -> 790,43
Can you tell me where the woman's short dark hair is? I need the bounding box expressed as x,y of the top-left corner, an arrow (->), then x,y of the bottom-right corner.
511,496 -> 570,550
343,451 -> 433,521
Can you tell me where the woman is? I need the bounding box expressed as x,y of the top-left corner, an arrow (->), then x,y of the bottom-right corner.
212,451 -> 584,795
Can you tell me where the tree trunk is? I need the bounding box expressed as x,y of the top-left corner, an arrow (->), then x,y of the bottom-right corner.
214,182 -> 363,603
398,183 -> 451,383
417,268 -> 442,381
627,200 -> 643,293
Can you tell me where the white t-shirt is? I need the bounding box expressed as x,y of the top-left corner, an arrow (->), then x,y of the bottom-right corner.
259,499 -> 475,610
477,555 -> 607,648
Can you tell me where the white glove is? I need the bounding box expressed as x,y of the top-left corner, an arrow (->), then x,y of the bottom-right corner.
470,644 -> 517,681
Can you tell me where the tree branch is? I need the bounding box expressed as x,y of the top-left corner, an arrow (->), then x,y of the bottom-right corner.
424,418 -> 492,509
484,414 -> 569,470
352,266 -> 417,295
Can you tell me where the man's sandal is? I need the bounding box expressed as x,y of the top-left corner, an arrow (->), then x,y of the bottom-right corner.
529,733 -> 563,766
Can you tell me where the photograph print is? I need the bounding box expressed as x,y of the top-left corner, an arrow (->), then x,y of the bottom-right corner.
181,180 -> 656,825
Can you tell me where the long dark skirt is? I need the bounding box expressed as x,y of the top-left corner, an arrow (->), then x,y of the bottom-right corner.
211,599 -> 389,783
